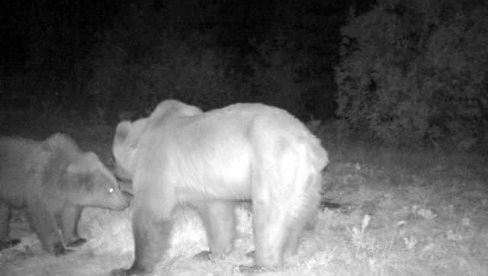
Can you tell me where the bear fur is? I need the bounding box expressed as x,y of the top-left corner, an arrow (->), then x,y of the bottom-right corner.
0,133 -> 130,255
112,100 -> 329,275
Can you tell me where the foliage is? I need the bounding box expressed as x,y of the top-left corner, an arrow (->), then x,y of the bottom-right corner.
247,39 -> 307,118
86,0 -> 347,121
2,0 -> 353,123
336,0 -> 488,146
87,31 -> 249,120
85,1 -> 297,120
249,0 -> 349,120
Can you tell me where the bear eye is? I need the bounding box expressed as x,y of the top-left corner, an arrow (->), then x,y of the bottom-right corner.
109,188 -> 114,193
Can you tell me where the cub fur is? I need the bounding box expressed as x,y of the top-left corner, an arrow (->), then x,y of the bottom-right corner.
0,133 -> 130,255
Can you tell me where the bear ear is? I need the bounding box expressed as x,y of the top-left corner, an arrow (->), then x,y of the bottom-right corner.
44,133 -> 78,152
82,151 -> 99,163
114,121 -> 132,145
151,100 -> 203,119
65,152 -> 99,175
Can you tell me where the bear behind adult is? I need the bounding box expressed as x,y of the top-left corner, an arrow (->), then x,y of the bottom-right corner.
0,133 -> 130,255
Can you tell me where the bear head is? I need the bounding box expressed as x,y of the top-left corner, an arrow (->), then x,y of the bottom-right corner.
45,134 -> 130,211
62,151 -> 130,210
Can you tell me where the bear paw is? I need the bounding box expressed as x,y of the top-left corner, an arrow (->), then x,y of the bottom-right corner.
245,250 -> 255,259
111,268 -> 129,276
0,238 -> 21,250
193,250 -> 212,261
52,242 -> 74,256
112,267 -> 151,276
67,238 -> 87,248
235,264 -> 267,273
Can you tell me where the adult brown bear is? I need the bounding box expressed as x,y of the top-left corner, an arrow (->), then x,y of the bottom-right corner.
0,133 -> 130,255
112,100 -> 329,275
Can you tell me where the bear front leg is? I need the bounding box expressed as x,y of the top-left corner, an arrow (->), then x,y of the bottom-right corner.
0,202 -> 20,250
26,200 -> 66,255
113,203 -> 174,276
195,200 -> 236,260
60,205 -> 87,247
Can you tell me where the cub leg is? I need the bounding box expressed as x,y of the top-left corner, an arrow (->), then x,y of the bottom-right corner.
0,202 -> 20,250
195,200 -> 236,260
60,205 -> 86,247
26,199 -> 66,255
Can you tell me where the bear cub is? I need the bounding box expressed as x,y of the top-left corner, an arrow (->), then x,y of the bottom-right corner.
0,133 -> 130,255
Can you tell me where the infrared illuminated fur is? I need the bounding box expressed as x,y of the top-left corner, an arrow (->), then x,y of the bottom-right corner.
0,133 -> 130,255
112,100 -> 328,275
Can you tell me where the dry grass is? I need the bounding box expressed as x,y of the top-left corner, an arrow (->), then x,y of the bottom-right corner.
1,120 -> 487,275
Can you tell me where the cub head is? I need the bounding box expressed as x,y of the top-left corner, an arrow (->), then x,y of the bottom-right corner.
63,151 -> 130,211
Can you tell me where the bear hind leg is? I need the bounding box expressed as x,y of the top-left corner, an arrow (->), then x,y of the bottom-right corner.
0,202 -> 20,250
243,219 -> 309,274
60,205 -> 87,247
245,176 -> 319,271
194,200 -> 236,261
251,200 -> 288,269
244,223 -> 302,266
283,220 -> 306,257
283,200 -> 320,258
238,199 -> 289,273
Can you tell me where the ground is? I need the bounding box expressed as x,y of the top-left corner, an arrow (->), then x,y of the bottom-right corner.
0,115 -> 487,276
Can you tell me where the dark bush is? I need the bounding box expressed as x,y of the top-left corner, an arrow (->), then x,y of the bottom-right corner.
87,32 -> 250,121
336,0 -> 488,147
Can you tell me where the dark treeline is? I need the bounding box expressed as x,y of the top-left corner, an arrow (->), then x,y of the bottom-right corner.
0,0 -> 372,120
1,0 -> 487,148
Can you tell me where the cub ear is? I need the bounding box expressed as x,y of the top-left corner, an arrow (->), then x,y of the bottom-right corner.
114,121 -> 132,145
66,152 -> 91,175
64,157 -> 94,192
43,133 -> 78,153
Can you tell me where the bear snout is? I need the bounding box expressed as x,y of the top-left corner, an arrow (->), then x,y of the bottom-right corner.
116,177 -> 133,196
110,191 -> 131,211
